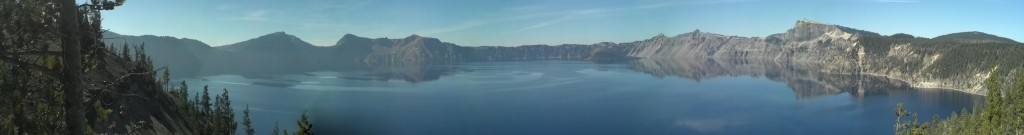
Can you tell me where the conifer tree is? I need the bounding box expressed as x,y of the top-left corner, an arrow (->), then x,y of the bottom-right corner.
178,81 -> 189,102
201,85 -> 211,116
273,121 -> 281,135
295,110 -> 314,135
162,67 -> 171,90
244,104 -> 254,135
983,68 -> 1003,134
213,92 -> 224,134
122,43 -> 131,61
217,88 -> 237,135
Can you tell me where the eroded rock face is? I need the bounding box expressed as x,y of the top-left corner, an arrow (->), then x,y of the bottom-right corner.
621,20 -> 1024,94
626,31 -> 780,60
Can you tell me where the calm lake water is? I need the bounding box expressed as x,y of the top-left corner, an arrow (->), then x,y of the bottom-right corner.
176,59 -> 983,135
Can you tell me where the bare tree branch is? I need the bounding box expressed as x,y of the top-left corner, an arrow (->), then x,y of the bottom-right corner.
86,66 -> 169,104
103,66 -> 166,87
89,87 -> 153,103
0,50 -> 63,56
0,56 -> 61,78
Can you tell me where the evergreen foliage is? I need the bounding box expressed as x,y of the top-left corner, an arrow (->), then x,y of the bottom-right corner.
856,33 -> 1024,81
273,121 -> 281,135
244,104 -> 254,135
295,110 -> 314,135
889,33 -> 916,39
0,0 -> 322,134
897,68 -> 1024,134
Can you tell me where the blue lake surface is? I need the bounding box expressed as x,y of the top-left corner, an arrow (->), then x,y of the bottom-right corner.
176,60 -> 983,135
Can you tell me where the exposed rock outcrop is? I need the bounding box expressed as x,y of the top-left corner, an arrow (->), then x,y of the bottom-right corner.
622,20 -> 1024,94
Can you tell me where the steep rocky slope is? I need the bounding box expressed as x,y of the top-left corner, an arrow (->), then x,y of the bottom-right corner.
329,34 -> 465,66
624,20 -> 1024,94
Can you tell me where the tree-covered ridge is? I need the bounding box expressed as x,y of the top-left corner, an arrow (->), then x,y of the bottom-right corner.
1,0 -> 134,134
1,30 -> 241,134
896,68 -> 1024,134
933,31 -> 1019,44
856,32 -> 1024,79
1,0 -> 320,134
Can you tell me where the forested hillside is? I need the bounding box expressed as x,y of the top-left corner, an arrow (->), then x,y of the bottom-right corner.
0,0 -> 317,134
896,69 -> 1024,135
855,32 -> 1024,93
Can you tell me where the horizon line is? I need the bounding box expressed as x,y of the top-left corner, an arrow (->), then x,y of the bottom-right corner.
105,20 -> 1019,47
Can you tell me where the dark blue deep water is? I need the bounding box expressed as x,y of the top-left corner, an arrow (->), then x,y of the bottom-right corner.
176,60 -> 983,135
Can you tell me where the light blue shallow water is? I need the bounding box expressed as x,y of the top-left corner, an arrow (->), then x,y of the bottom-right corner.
175,60 -> 982,135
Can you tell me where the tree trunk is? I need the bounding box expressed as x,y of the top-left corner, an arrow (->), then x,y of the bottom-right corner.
58,0 -> 85,134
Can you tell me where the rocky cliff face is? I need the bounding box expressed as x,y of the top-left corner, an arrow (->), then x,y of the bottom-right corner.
354,35 -> 464,65
624,20 -> 1024,94
626,31 -> 779,59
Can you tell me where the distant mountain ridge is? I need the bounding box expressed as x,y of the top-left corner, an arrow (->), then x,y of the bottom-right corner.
103,20 -> 1024,94
218,32 -> 319,52
933,31 -> 1019,44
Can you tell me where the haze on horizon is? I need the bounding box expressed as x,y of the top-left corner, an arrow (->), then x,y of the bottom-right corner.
98,0 -> 1023,46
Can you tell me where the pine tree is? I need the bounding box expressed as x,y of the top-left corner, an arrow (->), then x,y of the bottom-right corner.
191,90 -> 203,134
58,0 -> 86,133
982,67 -> 1004,134
273,121 -> 281,135
162,67 -> 171,90
213,92 -> 224,134
295,110 -> 314,135
122,43 -> 131,61
244,104 -> 254,135
218,88 -> 237,135
200,85 -> 212,134
201,85 -> 211,116
178,81 -> 189,102
894,103 -> 910,134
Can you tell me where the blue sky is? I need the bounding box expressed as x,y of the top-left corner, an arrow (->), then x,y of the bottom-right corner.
97,0 -> 1023,46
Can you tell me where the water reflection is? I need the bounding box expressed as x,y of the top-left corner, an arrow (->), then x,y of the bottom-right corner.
241,57 -> 984,104
352,64 -> 463,83
628,58 -> 982,102
336,58 -> 983,103
186,59 -> 985,135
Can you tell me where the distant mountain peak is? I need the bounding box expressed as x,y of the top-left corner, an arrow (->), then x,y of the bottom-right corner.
655,33 -> 667,38
218,31 -> 314,51
792,19 -> 836,30
260,31 -> 297,38
340,33 -> 366,41
781,19 -> 881,41
797,19 -> 829,25
405,34 -> 425,40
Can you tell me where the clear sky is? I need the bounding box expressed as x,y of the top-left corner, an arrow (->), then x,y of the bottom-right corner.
96,0 -> 1023,46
